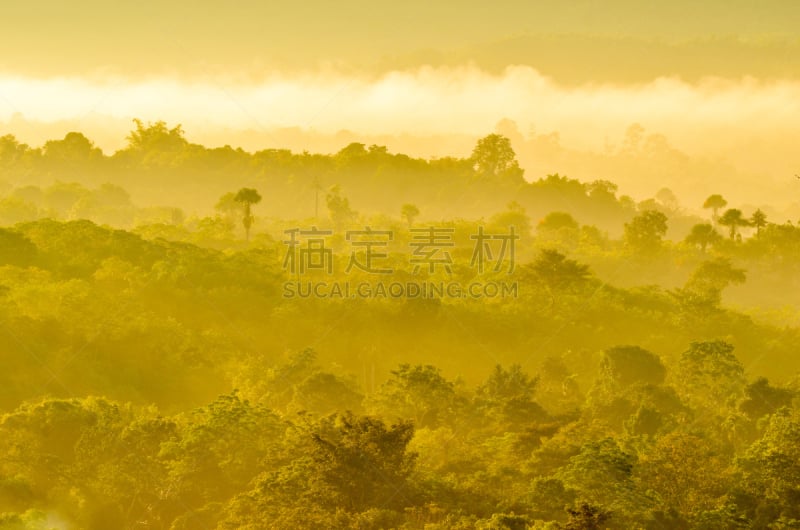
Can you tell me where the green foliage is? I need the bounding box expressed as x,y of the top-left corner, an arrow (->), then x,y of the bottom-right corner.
738,378 -> 794,420
368,365 -> 459,429
326,185 -> 357,228
637,432 -> 730,519
0,132 -> 799,529
537,212 -> 580,249
685,223 -> 722,252
525,249 -> 591,307
233,187 -> 262,240
0,229 -> 36,266
308,412 -> 417,512
565,503 -> 611,530
476,365 -> 548,429
703,194 -> 728,220
490,201 -> 533,242
599,346 -> 666,389
718,208 -> 750,240
125,119 -> 188,155
558,438 -> 641,514
624,210 -> 668,253
538,212 -> 579,233
675,257 -> 746,314
750,209 -> 768,236
470,134 -> 524,183
234,187 -> 262,206
676,340 -> 746,408
401,203 -> 420,227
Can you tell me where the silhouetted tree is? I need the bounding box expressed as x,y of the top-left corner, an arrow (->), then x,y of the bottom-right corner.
233,188 -> 261,241
401,203 -> 420,227
215,192 -> 240,224
718,208 -> 750,240
326,185 -> 357,229
624,210 -> 668,253
750,209 -> 767,236
307,412 -> 417,512
470,134 -> 523,182
685,223 -> 722,252
655,187 -> 679,211
528,249 -> 591,307
703,194 -> 728,222
676,257 -> 746,313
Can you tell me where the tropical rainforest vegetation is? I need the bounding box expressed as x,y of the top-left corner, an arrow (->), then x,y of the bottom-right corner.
1,122 -> 800,529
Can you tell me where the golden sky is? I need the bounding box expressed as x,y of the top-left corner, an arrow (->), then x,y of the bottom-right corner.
2,1 -> 800,79
1,1 -> 800,207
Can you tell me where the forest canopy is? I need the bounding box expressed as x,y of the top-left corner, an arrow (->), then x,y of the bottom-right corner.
1,123 -> 800,529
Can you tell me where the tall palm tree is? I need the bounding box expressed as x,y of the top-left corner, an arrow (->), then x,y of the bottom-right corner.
234,188 -> 262,241
750,209 -> 767,237
702,194 -> 727,223
718,208 -> 750,240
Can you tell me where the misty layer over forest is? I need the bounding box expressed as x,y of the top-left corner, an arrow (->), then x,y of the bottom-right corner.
1,121 -> 799,313
4,71 -> 800,213
4,1 -> 800,221
1,121 -> 800,528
